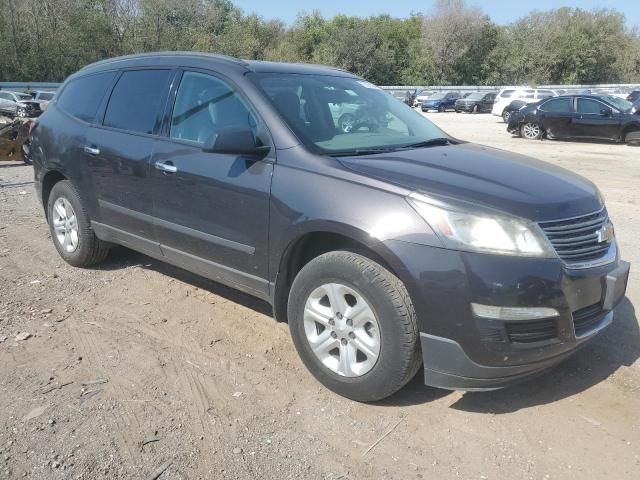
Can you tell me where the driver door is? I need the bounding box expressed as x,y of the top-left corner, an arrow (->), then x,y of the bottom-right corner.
150,69 -> 274,299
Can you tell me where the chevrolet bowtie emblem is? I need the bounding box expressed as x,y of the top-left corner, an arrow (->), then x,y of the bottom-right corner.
596,223 -> 614,243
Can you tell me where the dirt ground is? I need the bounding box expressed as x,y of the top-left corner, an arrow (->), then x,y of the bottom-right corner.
0,111 -> 638,480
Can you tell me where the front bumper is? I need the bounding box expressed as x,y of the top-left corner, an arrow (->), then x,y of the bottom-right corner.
455,103 -> 477,112
383,239 -> 630,390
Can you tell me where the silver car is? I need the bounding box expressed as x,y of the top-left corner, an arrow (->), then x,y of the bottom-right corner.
0,91 -> 41,117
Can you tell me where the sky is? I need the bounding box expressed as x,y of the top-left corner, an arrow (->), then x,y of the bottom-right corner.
235,0 -> 639,28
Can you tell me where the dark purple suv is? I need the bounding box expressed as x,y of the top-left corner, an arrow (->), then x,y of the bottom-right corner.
29,53 -> 630,401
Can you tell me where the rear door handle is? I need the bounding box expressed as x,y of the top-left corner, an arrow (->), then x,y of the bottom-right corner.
155,161 -> 177,174
84,146 -> 100,155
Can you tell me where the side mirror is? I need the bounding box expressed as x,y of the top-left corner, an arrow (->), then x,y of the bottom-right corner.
600,107 -> 612,116
202,126 -> 271,157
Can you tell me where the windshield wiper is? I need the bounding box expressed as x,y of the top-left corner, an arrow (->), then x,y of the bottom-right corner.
400,137 -> 451,149
327,148 -> 397,157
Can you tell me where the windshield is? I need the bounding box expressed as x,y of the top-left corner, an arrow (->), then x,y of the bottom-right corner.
466,93 -> 484,100
16,93 -> 32,101
600,95 -> 632,112
428,93 -> 446,100
39,92 -> 54,100
250,73 -> 447,155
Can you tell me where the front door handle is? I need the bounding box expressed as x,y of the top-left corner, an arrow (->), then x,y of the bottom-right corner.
84,146 -> 100,155
155,161 -> 177,174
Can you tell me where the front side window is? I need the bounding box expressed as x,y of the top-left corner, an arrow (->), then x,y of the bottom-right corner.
250,72 -> 446,154
56,72 -> 116,123
103,69 -> 171,134
577,98 -> 606,114
540,98 -> 572,113
170,71 -> 257,144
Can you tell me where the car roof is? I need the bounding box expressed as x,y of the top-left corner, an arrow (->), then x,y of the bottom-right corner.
79,52 -> 356,78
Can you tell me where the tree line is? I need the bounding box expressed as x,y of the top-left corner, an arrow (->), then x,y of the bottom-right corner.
1,0 -> 639,86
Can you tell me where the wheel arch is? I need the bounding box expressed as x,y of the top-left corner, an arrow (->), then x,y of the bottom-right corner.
271,227 -> 409,324
41,169 -> 68,219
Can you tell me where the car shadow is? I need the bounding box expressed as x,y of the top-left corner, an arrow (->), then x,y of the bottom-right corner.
0,162 -> 27,168
96,246 -> 273,317
97,248 -> 638,412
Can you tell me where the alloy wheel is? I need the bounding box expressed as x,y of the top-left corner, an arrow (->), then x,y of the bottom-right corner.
303,282 -> 381,377
52,197 -> 79,253
522,122 -> 541,139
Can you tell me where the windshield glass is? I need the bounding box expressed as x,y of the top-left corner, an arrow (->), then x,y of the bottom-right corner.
466,93 -> 484,100
39,92 -> 54,100
428,93 -> 446,100
16,93 -> 32,100
599,95 -> 632,112
250,73 -> 447,154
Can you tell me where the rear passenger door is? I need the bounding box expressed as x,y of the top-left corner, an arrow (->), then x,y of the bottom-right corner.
536,97 -> 575,138
150,70 -> 274,299
84,69 -> 174,250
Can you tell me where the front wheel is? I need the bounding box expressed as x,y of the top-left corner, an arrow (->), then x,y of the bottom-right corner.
21,140 -> 32,165
472,104 -> 479,114
624,131 -> 640,146
520,122 -> 542,140
16,108 -> 27,118
288,251 -> 421,402
502,110 -> 511,123
438,105 -> 445,113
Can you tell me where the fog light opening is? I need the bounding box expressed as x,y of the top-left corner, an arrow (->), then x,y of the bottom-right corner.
471,303 -> 559,321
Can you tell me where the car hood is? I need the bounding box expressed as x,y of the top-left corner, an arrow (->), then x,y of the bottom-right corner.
337,143 -> 601,222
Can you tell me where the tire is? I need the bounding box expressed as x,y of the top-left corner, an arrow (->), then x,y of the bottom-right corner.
472,104 -> 479,114
17,108 -> 26,118
47,180 -> 110,267
438,105 -> 445,113
288,251 -> 421,402
502,110 -> 511,123
520,122 -> 542,140
338,113 -> 355,133
624,130 -> 640,146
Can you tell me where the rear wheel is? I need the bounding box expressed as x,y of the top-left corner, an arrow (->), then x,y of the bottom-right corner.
624,130 -> 640,146
472,104 -> 479,113
521,122 -> 542,140
288,251 -> 421,402
47,180 -> 110,267
438,105 -> 445,113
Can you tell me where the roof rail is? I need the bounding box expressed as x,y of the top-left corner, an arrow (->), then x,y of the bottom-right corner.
81,51 -> 249,71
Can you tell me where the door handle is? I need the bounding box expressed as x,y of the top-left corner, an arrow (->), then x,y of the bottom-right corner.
155,161 -> 177,174
84,146 -> 100,155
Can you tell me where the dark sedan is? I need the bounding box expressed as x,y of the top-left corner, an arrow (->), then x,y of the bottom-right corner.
507,95 -> 640,145
454,91 -> 497,113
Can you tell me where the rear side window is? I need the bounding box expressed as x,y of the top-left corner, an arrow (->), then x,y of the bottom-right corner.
56,72 -> 115,123
103,70 -> 171,134
540,98 -> 572,113
500,90 -> 515,98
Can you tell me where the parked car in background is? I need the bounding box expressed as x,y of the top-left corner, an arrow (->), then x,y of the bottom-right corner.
500,99 -> 531,123
626,90 -> 640,104
413,89 -> 434,107
421,91 -> 461,112
454,91 -> 497,113
507,95 -> 640,145
492,88 -> 556,119
0,91 -> 42,118
30,53 -> 629,401
33,91 -> 56,111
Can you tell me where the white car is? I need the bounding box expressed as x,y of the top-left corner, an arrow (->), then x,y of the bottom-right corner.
413,89 -> 435,108
491,88 -> 557,121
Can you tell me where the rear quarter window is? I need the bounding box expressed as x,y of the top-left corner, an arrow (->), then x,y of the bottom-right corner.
56,72 -> 116,123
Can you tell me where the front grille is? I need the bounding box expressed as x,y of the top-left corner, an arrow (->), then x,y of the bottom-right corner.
573,303 -> 606,337
538,209 -> 612,264
505,319 -> 558,344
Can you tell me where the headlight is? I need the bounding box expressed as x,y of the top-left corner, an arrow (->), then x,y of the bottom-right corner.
407,192 -> 555,257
